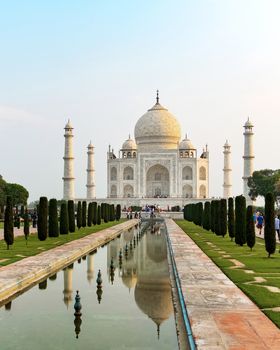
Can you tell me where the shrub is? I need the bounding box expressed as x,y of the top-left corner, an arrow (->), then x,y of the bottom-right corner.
92,202 -> 97,225
4,196 -> 14,249
97,205 -> 101,225
87,202 -> 93,227
264,192 -> 276,257
235,195 -> 246,246
116,204 -> 121,221
202,201 -> 211,230
38,197 -> 48,241
68,200 -> 76,233
48,198 -> 59,237
60,202 -> 69,235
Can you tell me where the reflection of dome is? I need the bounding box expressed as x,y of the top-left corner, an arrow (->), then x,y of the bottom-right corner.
134,280 -> 173,327
146,232 -> 167,263
179,134 -> 195,150
122,135 -> 137,150
134,96 -> 181,149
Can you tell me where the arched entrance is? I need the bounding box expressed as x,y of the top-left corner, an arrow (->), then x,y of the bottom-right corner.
146,164 -> 169,197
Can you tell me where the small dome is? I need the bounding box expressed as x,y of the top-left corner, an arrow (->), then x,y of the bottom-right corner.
65,119 -> 73,129
134,95 -> 181,149
179,135 -> 195,150
122,135 -> 137,150
244,118 -> 253,127
88,140 -> 94,148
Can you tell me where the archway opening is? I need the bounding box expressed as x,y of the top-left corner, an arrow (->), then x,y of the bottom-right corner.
146,164 -> 169,198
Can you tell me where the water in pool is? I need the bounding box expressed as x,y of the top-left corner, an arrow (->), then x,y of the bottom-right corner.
0,222 -> 178,350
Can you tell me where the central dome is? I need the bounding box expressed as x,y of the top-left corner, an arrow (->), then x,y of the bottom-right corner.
134,97 -> 181,150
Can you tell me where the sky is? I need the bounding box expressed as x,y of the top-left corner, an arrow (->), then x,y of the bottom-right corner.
1,0 -> 280,202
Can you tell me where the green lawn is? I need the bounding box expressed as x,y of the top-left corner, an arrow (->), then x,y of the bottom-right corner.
176,220 -> 280,328
0,220 -> 124,267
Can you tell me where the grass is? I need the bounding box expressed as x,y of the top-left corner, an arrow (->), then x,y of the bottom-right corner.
176,220 -> 280,328
0,220 -> 124,267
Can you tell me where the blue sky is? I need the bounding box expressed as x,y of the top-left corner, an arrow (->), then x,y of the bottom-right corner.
1,0 -> 280,201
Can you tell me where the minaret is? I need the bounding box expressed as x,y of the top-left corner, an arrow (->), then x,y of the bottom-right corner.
86,141 -> 96,199
223,140 -> 232,198
63,120 -> 75,200
243,118 -> 254,201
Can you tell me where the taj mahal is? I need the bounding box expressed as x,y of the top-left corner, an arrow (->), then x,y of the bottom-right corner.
62,92 -> 254,208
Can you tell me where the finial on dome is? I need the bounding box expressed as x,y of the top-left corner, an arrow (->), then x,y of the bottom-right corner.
156,90 -> 159,104
185,133 -> 188,140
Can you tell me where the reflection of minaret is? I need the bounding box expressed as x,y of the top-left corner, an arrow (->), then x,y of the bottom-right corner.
86,141 -> 96,200
243,118 -> 254,202
87,253 -> 94,283
63,120 -> 75,200
63,266 -> 73,307
223,140 -> 232,198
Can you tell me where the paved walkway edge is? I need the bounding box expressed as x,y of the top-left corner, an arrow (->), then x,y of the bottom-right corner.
0,220 -> 137,303
166,219 -> 280,350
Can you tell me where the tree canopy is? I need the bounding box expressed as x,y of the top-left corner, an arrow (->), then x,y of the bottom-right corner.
247,169 -> 280,200
0,175 -> 29,207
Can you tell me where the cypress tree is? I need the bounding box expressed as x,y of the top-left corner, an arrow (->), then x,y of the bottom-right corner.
68,200 -> 76,233
183,205 -> 187,220
60,202 -> 69,235
116,204 -> 121,221
246,205 -> 255,251
77,201 -> 82,229
92,202 -> 97,225
82,201 -> 87,227
38,197 -> 48,241
101,203 -> 105,220
214,200 -> 221,235
87,202 -> 93,227
202,201 -> 211,230
235,195 -> 246,246
228,197 -> 235,241
4,196 -> 14,249
48,198 -> 59,237
97,205 -> 101,225
110,204 -> 115,221
104,204 -> 109,223
197,202 -> 203,226
23,208 -> 30,244
220,199 -> 227,237
264,192 -> 276,257
210,200 -> 215,232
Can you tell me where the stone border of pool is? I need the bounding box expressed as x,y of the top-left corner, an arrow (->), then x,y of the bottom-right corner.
0,220 -> 138,304
166,219 -> 280,350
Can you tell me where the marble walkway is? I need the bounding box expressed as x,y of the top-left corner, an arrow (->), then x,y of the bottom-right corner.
166,218 -> 280,350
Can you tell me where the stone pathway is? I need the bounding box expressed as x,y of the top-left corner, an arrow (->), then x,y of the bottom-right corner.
0,226 -> 37,240
166,219 -> 280,350
0,220 -> 137,303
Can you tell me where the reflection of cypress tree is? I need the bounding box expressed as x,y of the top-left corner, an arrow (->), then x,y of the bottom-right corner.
49,274 -> 57,281
246,205 -> 255,251
49,198 -> 59,237
82,201 -> 87,227
24,208 -> 30,243
60,202 -> 69,235
228,197 -> 235,241
38,197 -> 48,241
4,196 -> 14,249
39,279 -> 47,290
68,200 -> 76,233
87,202 -> 93,227
116,204 -> 121,221
77,201 -> 82,229
235,195 -> 246,246
220,199 -> 227,237
97,205 -> 101,225
5,301 -> 12,311
92,202 -> 97,225
264,192 -> 276,257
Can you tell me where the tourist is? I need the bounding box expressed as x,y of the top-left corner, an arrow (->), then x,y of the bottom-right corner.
275,215 -> 280,241
256,213 -> 264,235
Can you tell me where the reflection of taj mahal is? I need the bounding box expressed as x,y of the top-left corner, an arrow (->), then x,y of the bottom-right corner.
107,93 -> 209,200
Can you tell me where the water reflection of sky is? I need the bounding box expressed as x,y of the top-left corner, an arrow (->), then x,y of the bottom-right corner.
0,223 -> 178,350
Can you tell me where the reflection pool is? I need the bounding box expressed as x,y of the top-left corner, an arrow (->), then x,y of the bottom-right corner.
0,222 -> 178,349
